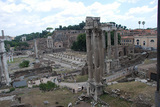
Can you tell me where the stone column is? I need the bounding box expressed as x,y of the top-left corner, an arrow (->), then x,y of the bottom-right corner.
11,53 -> 13,62
34,39 -> 38,59
0,55 -> 3,83
2,53 -> 11,85
86,29 -> 93,81
101,31 -> 106,75
8,56 -> 11,62
107,31 -> 111,59
93,29 -> 100,84
1,30 -> 4,39
114,31 -> 118,59
98,30 -> 104,79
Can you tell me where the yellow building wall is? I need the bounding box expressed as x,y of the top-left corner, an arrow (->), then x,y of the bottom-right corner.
134,35 -> 157,49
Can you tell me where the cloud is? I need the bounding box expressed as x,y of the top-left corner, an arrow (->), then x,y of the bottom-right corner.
126,5 -> 157,15
150,0 -> 156,4
0,0 -> 157,36
118,0 -> 140,3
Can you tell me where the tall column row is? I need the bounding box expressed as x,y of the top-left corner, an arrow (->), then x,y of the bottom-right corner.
86,28 -> 105,84
107,30 -> 119,59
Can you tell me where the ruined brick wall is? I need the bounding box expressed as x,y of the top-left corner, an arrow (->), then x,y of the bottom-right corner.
12,66 -> 56,79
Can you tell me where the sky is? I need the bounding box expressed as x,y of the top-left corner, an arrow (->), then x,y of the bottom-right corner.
0,0 -> 158,37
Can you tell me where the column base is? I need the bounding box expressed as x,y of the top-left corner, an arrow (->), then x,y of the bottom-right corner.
87,81 -> 104,101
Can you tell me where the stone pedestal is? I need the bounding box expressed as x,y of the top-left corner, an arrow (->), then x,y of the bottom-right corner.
106,59 -> 112,74
87,81 -> 104,101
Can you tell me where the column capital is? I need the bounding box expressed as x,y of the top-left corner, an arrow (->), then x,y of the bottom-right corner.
85,29 -> 92,36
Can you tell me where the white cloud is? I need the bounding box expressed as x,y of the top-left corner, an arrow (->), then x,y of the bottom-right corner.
118,0 -> 140,3
126,5 -> 157,15
150,0 -> 156,4
0,0 -> 157,36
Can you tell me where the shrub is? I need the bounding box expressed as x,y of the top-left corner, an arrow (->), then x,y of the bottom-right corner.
39,81 -> 57,91
19,60 -> 30,68
9,87 -> 15,92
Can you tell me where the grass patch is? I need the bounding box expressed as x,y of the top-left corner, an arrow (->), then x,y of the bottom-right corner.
144,59 -> 156,64
18,88 -> 81,107
0,100 -> 12,107
64,75 -> 88,83
100,93 -> 132,107
105,81 -> 155,103
39,81 -> 57,91
76,75 -> 88,82
7,57 -> 26,64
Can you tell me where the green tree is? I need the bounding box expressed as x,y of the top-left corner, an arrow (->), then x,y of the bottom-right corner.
46,27 -> 53,32
105,31 -> 121,48
71,33 -> 86,51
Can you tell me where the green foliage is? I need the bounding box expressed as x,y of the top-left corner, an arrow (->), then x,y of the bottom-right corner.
71,31 -> 121,52
55,21 -> 85,30
9,87 -> 15,92
4,40 -> 29,51
39,81 -> 57,91
71,33 -> 86,51
46,27 -> 53,32
14,30 -> 53,41
105,31 -> 121,47
19,60 -> 30,68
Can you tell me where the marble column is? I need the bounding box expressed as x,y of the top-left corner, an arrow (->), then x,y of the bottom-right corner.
1,30 -> 4,39
0,55 -> 3,83
8,56 -> 11,62
2,53 -> 11,85
114,31 -> 118,59
98,30 -> 104,79
86,29 -> 93,81
11,53 -> 13,62
101,31 -> 106,75
107,31 -> 111,59
34,39 -> 38,59
93,29 -> 100,84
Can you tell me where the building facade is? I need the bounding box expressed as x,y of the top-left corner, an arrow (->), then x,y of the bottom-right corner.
134,35 -> 157,49
121,36 -> 134,46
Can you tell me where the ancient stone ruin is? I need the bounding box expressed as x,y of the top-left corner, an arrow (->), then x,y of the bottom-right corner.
84,16 -> 118,101
0,38 -> 11,86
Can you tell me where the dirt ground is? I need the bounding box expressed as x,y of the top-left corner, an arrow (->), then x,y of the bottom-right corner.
0,87 -> 86,107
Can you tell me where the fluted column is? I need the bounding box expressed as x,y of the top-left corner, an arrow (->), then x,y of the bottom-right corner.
34,39 -> 38,59
93,29 -> 100,83
0,55 -> 3,83
101,31 -> 106,75
114,31 -> 118,59
107,31 -> 111,59
86,29 -> 93,81
2,53 -> 11,85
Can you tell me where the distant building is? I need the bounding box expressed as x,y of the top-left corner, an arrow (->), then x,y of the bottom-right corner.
21,36 -> 26,41
121,36 -> 134,45
121,29 -> 157,36
134,35 -> 157,49
53,30 -> 85,48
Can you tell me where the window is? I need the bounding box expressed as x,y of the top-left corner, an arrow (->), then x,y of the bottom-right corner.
150,40 -> 154,42
143,41 -> 145,46
136,39 -> 139,45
